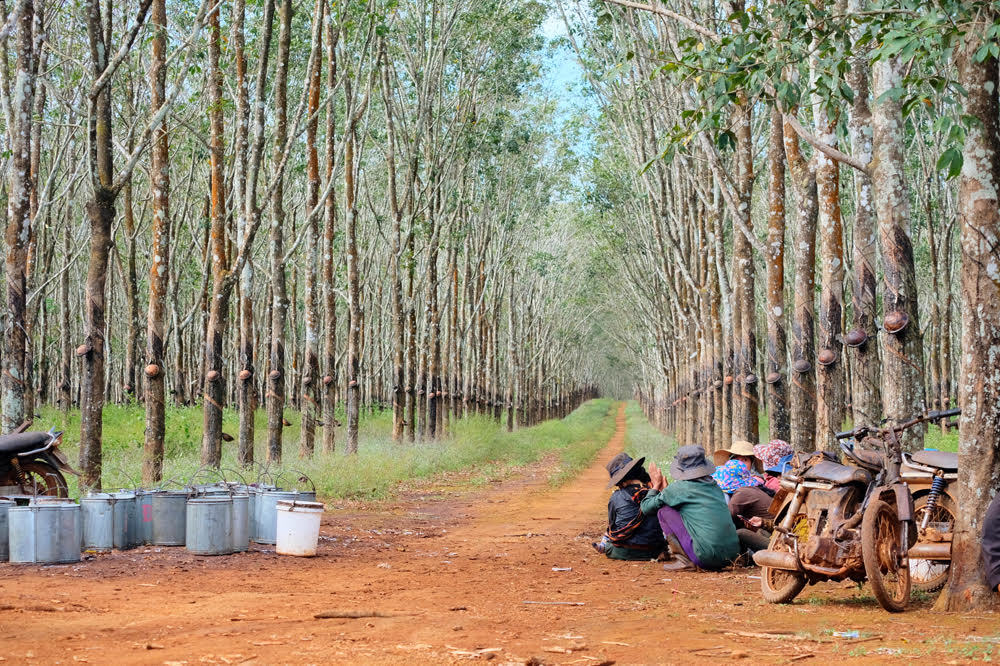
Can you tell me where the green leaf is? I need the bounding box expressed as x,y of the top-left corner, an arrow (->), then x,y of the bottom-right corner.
936,147 -> 963,180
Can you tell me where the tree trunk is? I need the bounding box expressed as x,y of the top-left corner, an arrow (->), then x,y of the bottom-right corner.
764,108 -> 789,443
845,27 -> 881,429
784,123 -> 818,453
142,0 -> 169,484
266,0 -> 292,464
872,56 -> 925,451
937,14 -> 1000,610
2,0 -> 35,433
199,1 -> 228,468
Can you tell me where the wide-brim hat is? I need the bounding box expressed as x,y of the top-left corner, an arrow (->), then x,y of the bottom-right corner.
606,452 -> 646,488
713,439 -> 757,466
671,445 -> 716,481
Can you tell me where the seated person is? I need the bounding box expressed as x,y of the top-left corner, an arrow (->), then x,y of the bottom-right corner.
595,453 -> 666,560
641,445 -> 740,571
712,440 -> 774,552
983,490 -> 1000,594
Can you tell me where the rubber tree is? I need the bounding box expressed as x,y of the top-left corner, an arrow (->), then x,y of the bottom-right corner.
938,6 -> 1000,611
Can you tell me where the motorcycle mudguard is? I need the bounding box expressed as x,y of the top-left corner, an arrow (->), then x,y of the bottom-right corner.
40,449 -> 80,477
893,485 -> 914,522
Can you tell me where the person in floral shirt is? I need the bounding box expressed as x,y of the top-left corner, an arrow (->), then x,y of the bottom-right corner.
712,440 -> 792,553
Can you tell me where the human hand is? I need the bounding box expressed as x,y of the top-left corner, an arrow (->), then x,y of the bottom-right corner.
748,516 -> 763,529
649,462 -> 667,491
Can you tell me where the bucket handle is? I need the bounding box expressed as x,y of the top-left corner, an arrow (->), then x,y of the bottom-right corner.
292,469 -> 316,494
222,466 -> 249,488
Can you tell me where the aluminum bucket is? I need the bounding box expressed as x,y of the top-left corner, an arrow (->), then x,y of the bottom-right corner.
136,490 -> 155,545
0,499 -> 14,561
151,490 -> 189,546
9,503 -> 81,564
253,490 -> 300,545
231,494 -> 250,553
185,497 -> 233,555
81,493 -> 116,552
111,492 -> 137,549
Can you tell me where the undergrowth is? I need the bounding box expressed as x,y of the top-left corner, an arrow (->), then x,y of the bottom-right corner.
39,399 -> 615,501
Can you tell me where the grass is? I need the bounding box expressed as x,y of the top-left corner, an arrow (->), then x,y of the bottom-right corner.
39,398 -> 616,501
623,400 -> 678,470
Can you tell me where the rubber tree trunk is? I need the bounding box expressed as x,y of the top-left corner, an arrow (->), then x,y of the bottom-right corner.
764,108 -> 789,443
199,2 -> 228,468
344,111 -> 361,454
142,0 -> 169,484
321,13 -> 338,454
2,0 -> 35,434
732,103 -> 758,444
266,0 -> 292,464
813,103 -> 846,449
845,23 -> 881,429
784,123 -> 818,453
299,0 -> 324,458
872,56 -> 925,451
937,15 -> 1000,610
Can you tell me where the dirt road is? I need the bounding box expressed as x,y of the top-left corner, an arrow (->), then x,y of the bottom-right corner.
0,404 -> 995,664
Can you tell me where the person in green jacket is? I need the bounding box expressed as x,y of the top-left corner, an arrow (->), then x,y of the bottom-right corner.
640,445 -> 741,571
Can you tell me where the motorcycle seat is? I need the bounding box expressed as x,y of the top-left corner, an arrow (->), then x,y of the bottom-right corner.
911,450 -> 958,471
852,448 -> 883,470
803,460 -> 872,486
0,431 -> 50,455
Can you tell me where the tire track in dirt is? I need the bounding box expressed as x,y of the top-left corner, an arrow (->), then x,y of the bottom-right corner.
0,402 -> 992,665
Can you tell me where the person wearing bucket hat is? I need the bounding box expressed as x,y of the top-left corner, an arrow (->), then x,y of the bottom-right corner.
639,446 -> 740,571
594,453 -> 666,560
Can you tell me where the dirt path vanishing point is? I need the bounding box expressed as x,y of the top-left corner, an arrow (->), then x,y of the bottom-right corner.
0,402 -> 995,665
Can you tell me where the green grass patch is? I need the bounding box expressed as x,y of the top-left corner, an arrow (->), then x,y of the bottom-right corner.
623,400 -> 677,469
40,399 -> 616,501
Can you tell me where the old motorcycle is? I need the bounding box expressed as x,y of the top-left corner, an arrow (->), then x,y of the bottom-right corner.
755,410 -> 952,612
0,425 -> 77,497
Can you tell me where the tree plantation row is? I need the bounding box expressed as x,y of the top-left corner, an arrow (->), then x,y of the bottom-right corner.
0,0 -> 600,495
561,0 -> 999,610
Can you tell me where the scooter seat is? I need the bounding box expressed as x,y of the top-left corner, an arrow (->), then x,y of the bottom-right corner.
911,450 -> 958,471
0,431 -> 49,455
803,460 -> 872,486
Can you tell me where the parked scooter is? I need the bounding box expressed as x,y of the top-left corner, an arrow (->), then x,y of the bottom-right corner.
0,424 -> 77,497
755,410 -> 951,612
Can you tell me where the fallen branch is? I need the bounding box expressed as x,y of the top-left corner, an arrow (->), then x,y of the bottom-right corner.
314,609 -> 420,619
523,601 -> 586,606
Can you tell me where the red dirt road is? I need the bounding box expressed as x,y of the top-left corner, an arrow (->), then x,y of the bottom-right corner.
0,403 -> 995,664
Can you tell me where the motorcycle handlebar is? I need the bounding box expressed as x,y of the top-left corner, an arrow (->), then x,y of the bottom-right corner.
835,407 -> 962,441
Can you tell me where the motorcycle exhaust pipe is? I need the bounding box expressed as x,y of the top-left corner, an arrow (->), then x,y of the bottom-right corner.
753,550 -> 800,571
908,542 -> 951,560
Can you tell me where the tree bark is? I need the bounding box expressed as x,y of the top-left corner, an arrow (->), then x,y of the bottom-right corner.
872,57 -> 925,450
937,12 -> 1000,610
764,108 -> 789,443
142,0 -> 169,484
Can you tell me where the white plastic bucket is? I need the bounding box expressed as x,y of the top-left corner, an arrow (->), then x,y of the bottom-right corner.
275,500 -> 324,557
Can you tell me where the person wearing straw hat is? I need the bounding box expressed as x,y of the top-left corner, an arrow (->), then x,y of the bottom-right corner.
594,453 -> 666,561
640,446 -> 740,571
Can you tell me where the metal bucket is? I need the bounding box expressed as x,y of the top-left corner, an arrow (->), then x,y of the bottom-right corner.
253,490 -> 300,545
1,495 -> 34,506
231,493 -> 250,553
8,503 -> 81,564
151,490 -> 189,546
0,498 -> 14,561
111,492 -> 137,549
81,493 -> 116,552
136,490 -> 155,545
185,496 -> 233,555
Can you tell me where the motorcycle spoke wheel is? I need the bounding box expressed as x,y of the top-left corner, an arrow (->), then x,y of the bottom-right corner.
862,499 -> 910,612
760,517 -> 806,604
18,461 -> 69,497
910,493 -> 955,594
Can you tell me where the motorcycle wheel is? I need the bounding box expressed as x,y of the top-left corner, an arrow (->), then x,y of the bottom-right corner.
862,499 -> 910,612
910,493 -> 956,593
760,520 -> 806,604
18,460 -> 69,497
